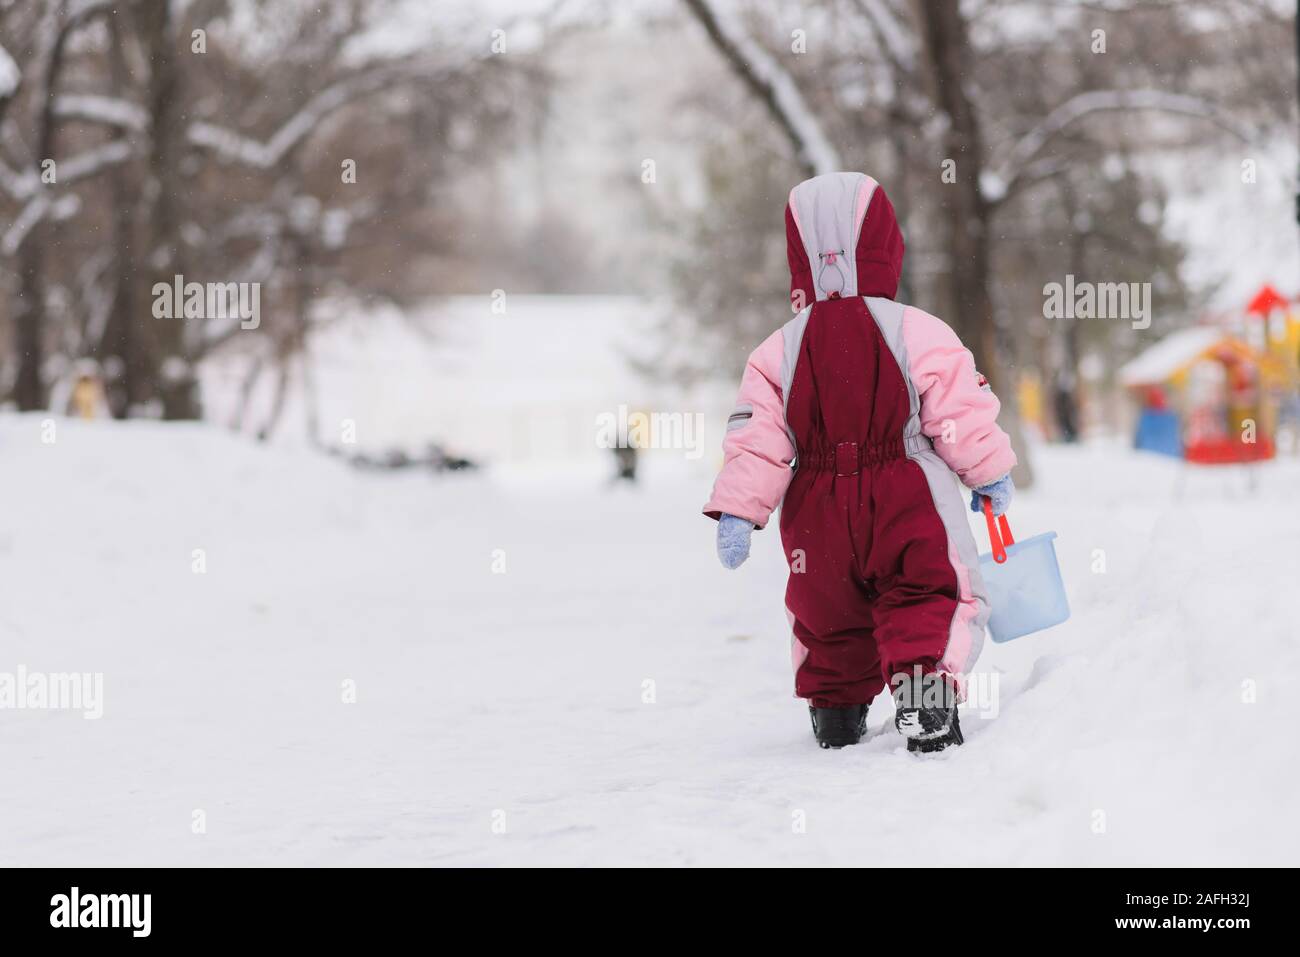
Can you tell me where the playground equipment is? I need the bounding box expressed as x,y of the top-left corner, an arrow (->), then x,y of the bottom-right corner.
1119,285 -> 1298,464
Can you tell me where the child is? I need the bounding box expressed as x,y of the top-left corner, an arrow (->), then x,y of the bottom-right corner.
703,172 -> 1015,753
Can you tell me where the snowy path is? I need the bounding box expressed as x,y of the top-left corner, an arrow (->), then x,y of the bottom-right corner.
1,417 -> 1296,866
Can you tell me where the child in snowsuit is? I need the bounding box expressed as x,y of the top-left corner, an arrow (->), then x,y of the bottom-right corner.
703,172 -> 1016,752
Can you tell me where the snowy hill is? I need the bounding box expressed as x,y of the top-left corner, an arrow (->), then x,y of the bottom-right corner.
1,415 -> 1296,865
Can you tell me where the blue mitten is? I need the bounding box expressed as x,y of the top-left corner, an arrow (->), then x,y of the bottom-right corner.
970,474 -> 1014,516
716,514 -> 755,569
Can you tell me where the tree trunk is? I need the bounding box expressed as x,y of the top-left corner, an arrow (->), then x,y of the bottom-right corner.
1053,180 -> 1086,442
139,0 -> 200,420
913,1 -> 994,372
11,4 -> 71,412
231,355 -> 264,431
913,0 -> 1034,487
12,250 -> 47,410
256,360 -> 290,442
99,13 -> 144,417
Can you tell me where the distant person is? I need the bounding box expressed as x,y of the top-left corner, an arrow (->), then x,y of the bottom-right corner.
611,432 -> 638,484
701,172 -> 1015,753
68,371 -> 106,420
1052,368 -> 1080,442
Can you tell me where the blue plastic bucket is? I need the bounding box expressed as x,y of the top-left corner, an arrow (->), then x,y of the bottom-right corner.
976,501 -> 1070,643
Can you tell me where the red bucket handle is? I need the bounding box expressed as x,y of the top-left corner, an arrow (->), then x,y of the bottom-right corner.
982,497 -> 1015,564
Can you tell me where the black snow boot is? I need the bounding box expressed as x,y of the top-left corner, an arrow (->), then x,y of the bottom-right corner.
809,703 -> 869,749
892,673 -> 964,754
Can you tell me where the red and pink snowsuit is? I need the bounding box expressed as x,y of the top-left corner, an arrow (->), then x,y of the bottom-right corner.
703,172 -> 1016,707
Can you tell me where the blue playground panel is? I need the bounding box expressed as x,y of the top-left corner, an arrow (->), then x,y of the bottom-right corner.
1134,409 -> 1183,458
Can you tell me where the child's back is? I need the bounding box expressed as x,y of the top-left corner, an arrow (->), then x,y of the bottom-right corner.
703,172 -> 1016,752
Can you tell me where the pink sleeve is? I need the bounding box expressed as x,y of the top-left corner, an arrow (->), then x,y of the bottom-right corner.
702,330 -> 795,530
902,306 -> 1016,489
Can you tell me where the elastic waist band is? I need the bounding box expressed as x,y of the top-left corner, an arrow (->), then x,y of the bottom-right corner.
799,434 -> 933,474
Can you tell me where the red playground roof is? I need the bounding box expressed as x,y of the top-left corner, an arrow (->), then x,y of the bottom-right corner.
1246,284 -> 1290,316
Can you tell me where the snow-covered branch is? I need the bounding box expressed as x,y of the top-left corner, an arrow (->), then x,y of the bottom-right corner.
187,68 -> 398,170
0,139 -> 132,254
1,136 -> 132,203
54,94 -> 149,132
851,0 -> 916,77
990,88 -> 1258,203
0,157 -> 39,201
681,0 -> 840,177
0,42 -> 18,101
56,137 -> 132,182
2,191 -> 79,256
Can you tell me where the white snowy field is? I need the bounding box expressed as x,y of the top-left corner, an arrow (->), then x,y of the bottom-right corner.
0,415 -> 1297,867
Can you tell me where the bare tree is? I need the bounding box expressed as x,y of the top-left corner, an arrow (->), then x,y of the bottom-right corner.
681,0 -> 840,177
1,0 -> 127,410
0,0 -> 542,422
674,0 -> 1289,484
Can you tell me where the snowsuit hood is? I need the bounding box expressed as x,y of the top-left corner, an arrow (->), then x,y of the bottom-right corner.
785,172 -> 904,307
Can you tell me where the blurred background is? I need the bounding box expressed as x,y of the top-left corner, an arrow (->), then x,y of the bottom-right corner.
1,0 -> 1296,477
2,0 -> 1300,866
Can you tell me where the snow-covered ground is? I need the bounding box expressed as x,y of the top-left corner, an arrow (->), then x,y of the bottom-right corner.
1,415 -> 1296,866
